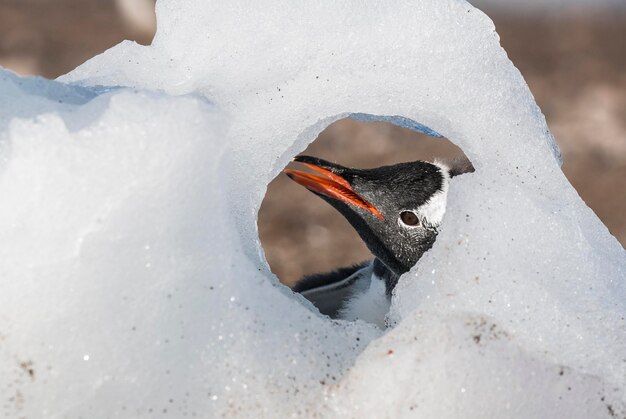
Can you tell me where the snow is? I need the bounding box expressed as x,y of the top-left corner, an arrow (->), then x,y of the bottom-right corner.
1,0 -> 625,417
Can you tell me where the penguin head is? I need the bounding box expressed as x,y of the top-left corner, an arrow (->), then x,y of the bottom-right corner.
285,155 -> 472,279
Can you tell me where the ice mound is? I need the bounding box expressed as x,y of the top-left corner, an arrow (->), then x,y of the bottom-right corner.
2,0 -> 625,417
0,70 -> 380,418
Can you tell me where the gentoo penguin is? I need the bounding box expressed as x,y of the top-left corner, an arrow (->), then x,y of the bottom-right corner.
285,154 -> 473,327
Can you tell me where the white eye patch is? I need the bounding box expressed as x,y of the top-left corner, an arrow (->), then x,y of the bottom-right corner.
416,161 -> 450,227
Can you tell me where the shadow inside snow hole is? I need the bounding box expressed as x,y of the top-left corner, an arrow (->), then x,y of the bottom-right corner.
258,116 -> 472,324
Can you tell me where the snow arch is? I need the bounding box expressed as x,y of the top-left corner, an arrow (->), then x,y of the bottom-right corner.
255,111 -> 453,287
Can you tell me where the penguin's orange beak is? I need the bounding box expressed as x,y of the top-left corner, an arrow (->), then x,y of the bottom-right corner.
284,159 -> 384,220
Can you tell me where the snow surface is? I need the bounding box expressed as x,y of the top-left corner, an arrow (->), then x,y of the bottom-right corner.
1,0 -> 625,417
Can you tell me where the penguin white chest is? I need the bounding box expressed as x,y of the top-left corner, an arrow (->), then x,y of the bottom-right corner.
338,273 -> 390,328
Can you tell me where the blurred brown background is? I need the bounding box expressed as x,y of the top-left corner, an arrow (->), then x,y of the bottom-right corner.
1,0 -> 624,286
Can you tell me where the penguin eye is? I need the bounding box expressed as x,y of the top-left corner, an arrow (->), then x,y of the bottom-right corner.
399,211 -> 421,227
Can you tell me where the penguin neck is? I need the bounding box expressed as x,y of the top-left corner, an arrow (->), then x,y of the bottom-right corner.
324,198 -> 409,280
372,258 -> 400,298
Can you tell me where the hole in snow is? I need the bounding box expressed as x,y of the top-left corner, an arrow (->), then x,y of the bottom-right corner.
258,116 -> 472,325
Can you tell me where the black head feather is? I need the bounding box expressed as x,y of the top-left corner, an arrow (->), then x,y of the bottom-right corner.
290,155 -> 455,280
